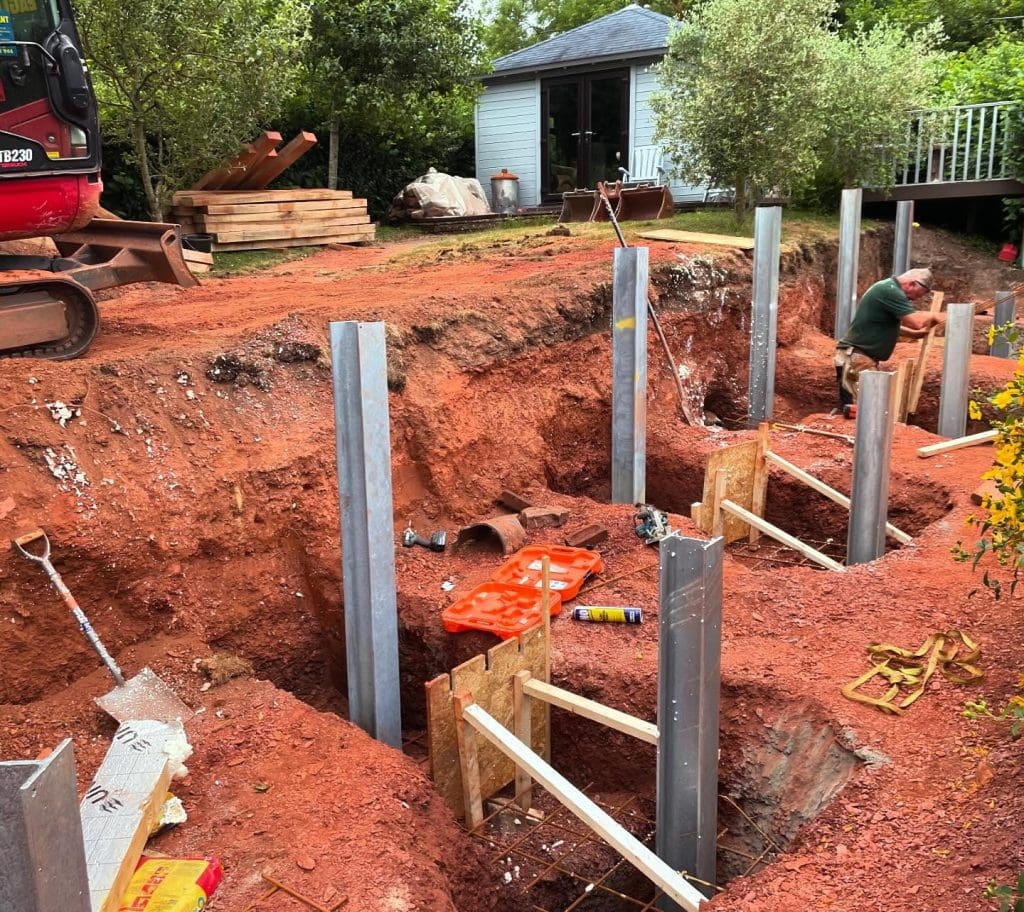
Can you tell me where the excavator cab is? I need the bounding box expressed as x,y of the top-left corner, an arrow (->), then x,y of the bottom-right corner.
0,0 -> 194,360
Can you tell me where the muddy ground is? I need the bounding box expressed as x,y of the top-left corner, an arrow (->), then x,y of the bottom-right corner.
1,221 -> 1023,912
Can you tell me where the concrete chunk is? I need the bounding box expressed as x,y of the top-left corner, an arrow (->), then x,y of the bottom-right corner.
564,523 -> 609,549
519,506 -> 570,529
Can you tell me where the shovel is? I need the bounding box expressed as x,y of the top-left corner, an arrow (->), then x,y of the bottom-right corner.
12,529 -> 191,724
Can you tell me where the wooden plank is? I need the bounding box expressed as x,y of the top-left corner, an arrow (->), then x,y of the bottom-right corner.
217,131 -> 283,191
711,468 -> 727,539
210,229 -> 375,252
193,202 -> 368,225
454,692 -> 484,830
749,422 -> 770,544
917,428 -> 997,458
698,440 -> 759,543
192,131 -> 282,191
522,677 -> 658,745
243,131 -> 318,190
764,450 -> 912,544
173,188 -> 354,207
192,142 -> 252,191
892,358 -> 913,424
721,499 -> 846,572
513,671 -> 533,811
425,626 -> 549,820
196,209 -> 369,228
636,228 -> 755,250
690,501 -> 704,528
907,291 -> 945,415
198,199 -> 366,216
462,702 -> 705,912
80,721 -> 183,912
205,216 -> 371,242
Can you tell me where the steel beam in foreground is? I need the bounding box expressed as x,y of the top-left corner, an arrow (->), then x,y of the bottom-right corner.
611,246 -> 649,504
938,303 -> 976,440
847,370 -> 895,565
330,320 -> 402,748
656,533 -> 723,902
0,739 -> 90,912
748,204 -> 781,425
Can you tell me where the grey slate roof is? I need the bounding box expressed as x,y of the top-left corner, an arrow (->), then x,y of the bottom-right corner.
487,4 -> 675,79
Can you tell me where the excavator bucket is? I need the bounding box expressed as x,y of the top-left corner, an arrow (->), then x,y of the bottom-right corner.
559,190 -> 599,223
614,184 -> 675,222
54,218 -> 198,293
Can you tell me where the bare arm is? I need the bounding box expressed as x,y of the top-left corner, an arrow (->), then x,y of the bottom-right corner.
901,311 -> 946,332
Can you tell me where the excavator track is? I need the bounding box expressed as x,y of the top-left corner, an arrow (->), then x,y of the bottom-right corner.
0,271 -> 99,360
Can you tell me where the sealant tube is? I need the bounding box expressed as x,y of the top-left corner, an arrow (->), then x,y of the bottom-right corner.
571,606 -> 643,624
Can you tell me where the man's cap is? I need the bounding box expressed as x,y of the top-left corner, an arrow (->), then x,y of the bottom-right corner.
899,267 -> 932,291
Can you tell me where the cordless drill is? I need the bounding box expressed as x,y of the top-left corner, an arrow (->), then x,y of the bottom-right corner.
402,523 -> 447,552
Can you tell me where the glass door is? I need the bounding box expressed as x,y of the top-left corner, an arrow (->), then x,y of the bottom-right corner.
541,70 -> 629,202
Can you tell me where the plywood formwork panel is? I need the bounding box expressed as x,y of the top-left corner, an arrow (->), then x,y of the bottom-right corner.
697,440 -> 759,543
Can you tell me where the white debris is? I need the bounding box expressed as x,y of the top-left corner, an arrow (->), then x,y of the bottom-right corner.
585,884 -> 595,893
176,372 -> 190,386
27,376 -> 38,384
503,872 -> 512,885
441,579 -> 455,592
185,389 -> 197,400
46,400 -> 80,427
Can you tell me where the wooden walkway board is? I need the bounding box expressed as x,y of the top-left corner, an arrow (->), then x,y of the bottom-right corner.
637,228 -> 755,249
426,626 -> 549,819
697,440 -> 759,543
81,721 -> 185,912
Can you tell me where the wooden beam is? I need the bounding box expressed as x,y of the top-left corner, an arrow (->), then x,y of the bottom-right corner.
540,557 -> 552,764
217,131 -> 283,191
209,216 -> 371,243
749,422 -> 770,544
522,677 -> 659,745
917,428 -> 997,458
711,468 -> 728,539
210,229 -> 375,251
198,198 -> 365,216
173,188 -> 353,206
243,131 -> 318,190
454,691 -> 484,831
721,499 -> 846,572
513,671 -> 533,812
908,291 -> 945,415
892,358 -> 913,424
462,702 -> 705,912
690,501 -> 704,528
764,450 -> 912,544
80,721 -> 183,912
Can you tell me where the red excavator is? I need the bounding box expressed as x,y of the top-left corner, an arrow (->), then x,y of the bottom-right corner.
0,0 -> 194,359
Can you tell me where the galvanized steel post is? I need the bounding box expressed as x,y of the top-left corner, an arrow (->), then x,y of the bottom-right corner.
990,291 -> 1016,359
611,246 -> 649,504
0,739 -> 90,912
331,320 -> 403,748
835,188 -> 863,339
893,201 -> 913,275
938,303 -> 976,440
748,204 -> 782,426
656,533 -> 723,901
847,371 -> 895,565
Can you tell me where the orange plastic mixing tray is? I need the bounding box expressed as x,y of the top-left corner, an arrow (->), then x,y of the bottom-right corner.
442,581 -> 563,639
491,545 -> 604,601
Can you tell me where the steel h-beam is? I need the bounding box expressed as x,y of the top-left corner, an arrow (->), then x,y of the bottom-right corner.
0,739 -> 90,912
611,246 -> 649,504
330,320 -> 403,748
748,204 -> 782,426
835,188 -> 863,339
893,200 -> 913,275
656,533 -> 723,904
938,303 -> 976,440
990,290 -> 1016,359
847,371 -> 895,565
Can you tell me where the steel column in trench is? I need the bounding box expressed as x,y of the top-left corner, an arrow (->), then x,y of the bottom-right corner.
330,321 -> 403,749
835,188 -> 863,339
611,246 -> 649,504
938,303 -> 976,440
747,204 -> 781,426
893,201 -> 914,276
656,533 -> 723,903
847,371 -> 895,565
990,291 -> 1016,359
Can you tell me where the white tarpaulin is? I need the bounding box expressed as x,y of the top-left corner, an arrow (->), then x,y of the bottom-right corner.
395,168 -> 491,219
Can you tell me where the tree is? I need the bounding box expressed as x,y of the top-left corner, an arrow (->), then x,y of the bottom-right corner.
74,0 -> 309,221
839,0 -> 1024,52
304,0 -> 481,192
650,0 -> 943,217
651,0 -> 834,218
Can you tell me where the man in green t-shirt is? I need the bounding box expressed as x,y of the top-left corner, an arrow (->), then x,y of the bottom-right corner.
835,267 -> 947,409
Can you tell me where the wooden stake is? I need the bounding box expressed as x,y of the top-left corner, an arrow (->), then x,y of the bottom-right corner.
892,359 -> 913,425
917,428 -> 997,458
908,291 -> 945,415
513,671 -> 533,811
721,499 -> 845,572
454,691 -> 483,830
749,422 -> 771,544
522,677 -> 658,745
541,556 -> 552,763
711,468 -> 728,539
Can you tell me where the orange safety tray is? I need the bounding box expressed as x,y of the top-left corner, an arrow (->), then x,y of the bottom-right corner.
491,545 -> 604,601
443,582 -> 563,639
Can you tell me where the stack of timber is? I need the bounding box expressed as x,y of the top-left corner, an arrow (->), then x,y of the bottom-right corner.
170,130 -> 375,251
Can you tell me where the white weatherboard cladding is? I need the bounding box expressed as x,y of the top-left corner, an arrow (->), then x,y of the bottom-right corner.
630,64 -> 707,204
476,80 -> 541,207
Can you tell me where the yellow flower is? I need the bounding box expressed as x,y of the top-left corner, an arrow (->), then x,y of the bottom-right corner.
988,326 -> 996,346
993,389 -> 1015,410
969,400 -> 983,420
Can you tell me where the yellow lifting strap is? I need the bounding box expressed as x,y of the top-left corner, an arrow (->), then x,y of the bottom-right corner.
842,630 -> 983,715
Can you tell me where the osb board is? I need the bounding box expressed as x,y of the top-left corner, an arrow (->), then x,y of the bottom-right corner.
426,626 -> 549,820
636,229 -> 755,250
699,440 -> 759,543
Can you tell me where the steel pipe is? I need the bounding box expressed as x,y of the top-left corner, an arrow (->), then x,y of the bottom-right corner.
847,371 -> 895,565
748,204 -> 781,426
938,303 -> 976,440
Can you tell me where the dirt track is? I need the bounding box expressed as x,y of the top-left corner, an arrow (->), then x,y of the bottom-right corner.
1,224 -> 1023,911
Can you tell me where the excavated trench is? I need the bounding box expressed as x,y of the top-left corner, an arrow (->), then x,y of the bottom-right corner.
0,226 -> 966,909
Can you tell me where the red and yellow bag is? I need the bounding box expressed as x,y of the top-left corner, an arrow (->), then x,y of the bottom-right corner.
117,856 -> 223,912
